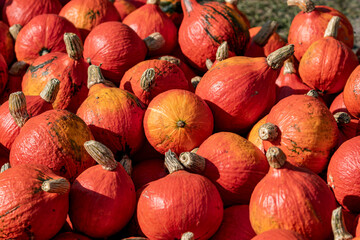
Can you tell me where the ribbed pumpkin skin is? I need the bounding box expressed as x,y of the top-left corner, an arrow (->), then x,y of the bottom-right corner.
144,89 -> 214,155
251,229 -> 305,240
344,66 -> 360,118
137,170 -> 223,240
197,132 -> 268,206
83,21 -> 147,83
77,88 -> 146,156
59,0 -> 120,39
70,164 -> 136,238
9,109 -> 95,182
247,115 -> 267,153
131,158 -> 167,190
249,162 -> 337,239
120,59 -> 190,105
0,53 -> 8,96
327,136 -> 360,213
288,5 -> 353,61
53,232 -> 91,240
195,56 -> 278,133
299,37 -> 358,94
2,0 -> 62,27
123,3 -> 178,56
178,0 -> 249,72
0,164 -> 69,240
0,21 -> 14,65
211,205 -> 256,240
21,52 -> 89,112
15,14 -> 81,65
263,95 -> 338,173
113,0 -> 136,20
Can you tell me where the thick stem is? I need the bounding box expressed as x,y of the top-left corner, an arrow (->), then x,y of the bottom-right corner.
1,163 -> 10,173
41,178 -> 70,194
334,112 -> 351,125
84,140 -> 118,171
179,152 -> 205,174
266,146 -> 286,168
216,41 -> 229,62
9,92 -> 29,128
181,232 -> 194,240
205,59 -> 213,70
140,68 -> 156,92
332,207 -> 353,240
225,0 -> 238,5
144,32 -> 165,53
88,65 -> 105,89
287,0 -> 315,13
9,24 -> 22,41
158,56 -> 181,66
120,155 -> 132,176
164,150 -> 184,174
266,44 -> 295,70
306,89 -> 319,98
324,16 -> 341,38
64,33 -> 83,61
191,76 -> 201,89
283,58 -> 296,74
9,61 -> 28,76
259,122 -> 279,141
40,78 -> 60,103
253,20 -> 278,46
147,0 -> 159,4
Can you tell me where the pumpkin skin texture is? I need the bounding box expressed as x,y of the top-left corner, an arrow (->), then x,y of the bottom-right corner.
2,0 -> 62,27
113,0 -> 137,20
197,132 -> 268,206
83,21 -> 148,84
143,89 -> 214,155
53,232 -> 91,240
15,14 -> 81,65
344,66 -> 360,119
131,158 -> 167,190
263,95 -> 338,174
0,21 -> 14,66
178,0 -> 249,72
0,164 -> 70,240
59,0 -> 120,39
120,59 -> 190,105
211,205 -> 256,240
9,109 -> 95,182
251,229 -> 305,240
247,115 -> 267,153
0,53 -> 8,96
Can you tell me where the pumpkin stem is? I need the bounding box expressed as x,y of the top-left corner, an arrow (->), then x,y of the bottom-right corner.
158,56 -> 181,66
331,207 -> 354,240
266,44 -> 294,70
120,155 -> 132,176
9,91 -> 29,128
40,78 -> 60,103
177,120 -> 186,128
266,146 -> 287,168
9,24 -> 22,41
147,0 -> 159,4
84,140 -> 118,171
179,152 -> 205,174
1,163 -> 10,173
253,20 -> 278,46
306,89 -> 320,98
283,58 -> 296,74
9,61 -> 28,76
324,16 -> 341,38
144,32 -> 165,54
225,0 -> 238,5
334,112 -> 351,125
216,41 -> 229,62
205,59 -> 213,70
164,149 -> 184,174
183,0 -> 194,13
42,178 -> 70,194
191,76 -> 201,89
259,122 -> 279,141
191,147 -> 199,153
181,232 -> 194,240
39,48 -> 50,56
64,32 -> 83,61
140,68 -> 156,92
287,0 -> 315,13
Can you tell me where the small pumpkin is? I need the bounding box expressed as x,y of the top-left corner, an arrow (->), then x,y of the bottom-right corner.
0,21 -> 14,65
131,158 -> 167,190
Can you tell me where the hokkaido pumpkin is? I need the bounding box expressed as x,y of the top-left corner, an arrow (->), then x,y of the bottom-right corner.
344,66 -> 360,119
131,158 -> 167,190
0,21 -> 14,65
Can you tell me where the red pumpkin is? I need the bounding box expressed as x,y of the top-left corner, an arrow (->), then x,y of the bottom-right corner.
22,33 -> 89,112
69,141 -> 136,238
249,147 -> 337,239
15,14 -> 81,64
247,115 -> 267,153
113,0 -> 137,20
132,158 -> 167,190
137,150 -> 223,239
2,0 -> 62,27
211,205 -> 256,240
53,232 -> 91,240
178,0 -> 249,72
0,164 -> 70,239
59,0 -> 120,39
251,229 -> 305,240
344,66 -> 360,119
0,53 -> 8,96
224,0 -> 250,29
143,89 -> 213,155
10,109 -> 95,182
0,21 -> 14,65
123,0 -> 177,56
195,45 -> 294,133
287,0 -> 354,61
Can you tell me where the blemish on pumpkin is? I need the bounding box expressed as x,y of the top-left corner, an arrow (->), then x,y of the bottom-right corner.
0,205 -> 20,219
290,124 -> 301,132
125,91 -> 146,109
250,91 -> 259,97
28,57 -> 58,74
287,140 -> 311,155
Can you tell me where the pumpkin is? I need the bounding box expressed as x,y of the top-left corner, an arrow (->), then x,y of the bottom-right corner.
53,232 -> 91,240
123,0 -> 178,56
143,89 -> 213,155
249,147 -> 337,239
112,0 -> 137,20
137,150 -> 223,239
2,0 -> 62,27
224,0 -> 250,29
287,0 -> 354,61
0,21 -> 14,65
120,59 -> 190,105
83,21 -> 164,84
299,16 -> 358,95
22,33 -> 89,112
195,45 -> 294,133
69,141 -> 136,238
247,115 -> 267,153
331,207 -> 359,240
211,205 -> 256,240
15,14 -> 81,64
344,66 -> 360,119
178,0 -> 249,72
159,0 -> 183,27
0,53 -> 8,97
251,229 -> 305,240
131,158 -> 167,190
0,164 -> 70,239
9,109 -> 95,182
59,0 -> 120,39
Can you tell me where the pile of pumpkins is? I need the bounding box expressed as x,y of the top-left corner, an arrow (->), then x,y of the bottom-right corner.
0,0 -> 360,239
